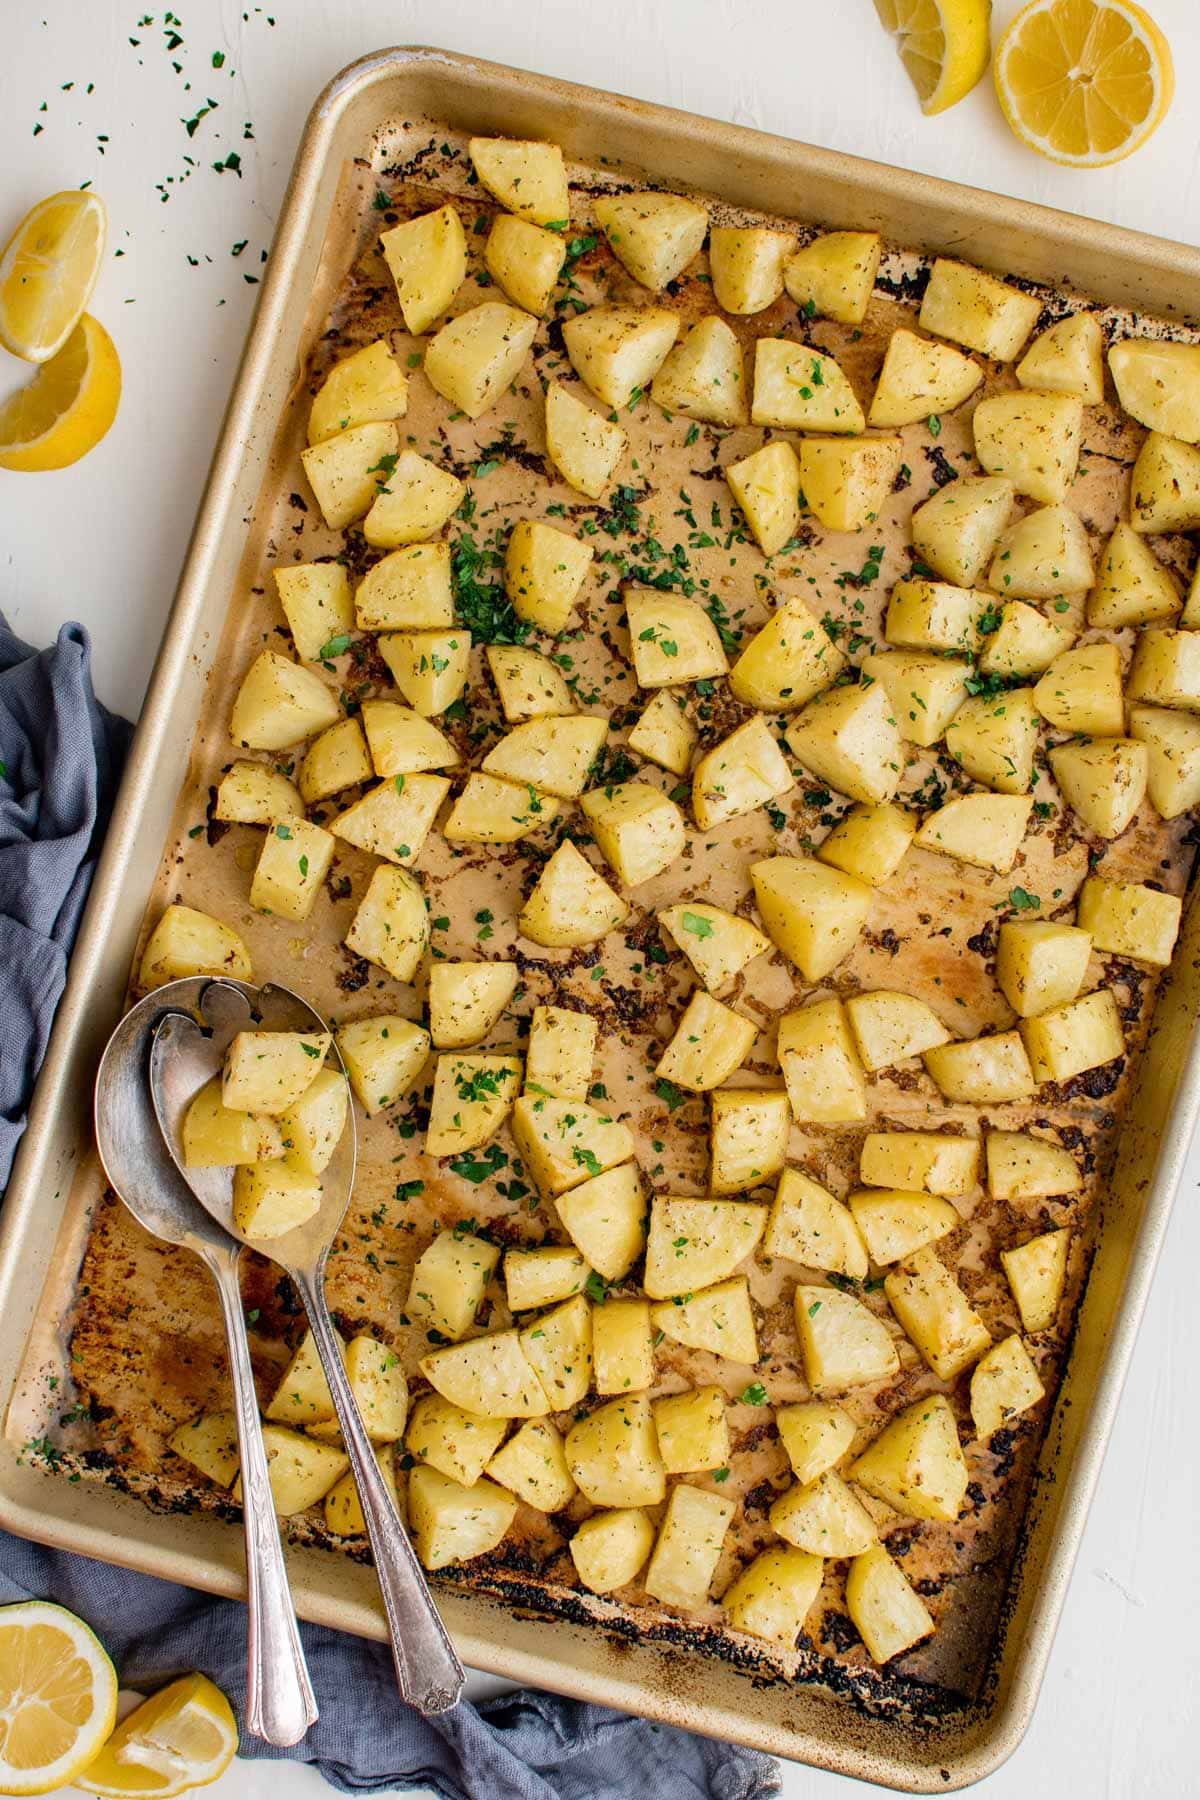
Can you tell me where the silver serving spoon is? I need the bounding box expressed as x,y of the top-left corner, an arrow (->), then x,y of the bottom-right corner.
94,984 -> 318,1747
148,977 -> 465,1715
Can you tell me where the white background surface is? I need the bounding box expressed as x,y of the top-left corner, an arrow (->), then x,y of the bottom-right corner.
3,2 -> 1199,1796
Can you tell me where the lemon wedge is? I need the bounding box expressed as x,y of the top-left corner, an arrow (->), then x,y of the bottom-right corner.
873,0 -> 993,115
0,314 -> 121,472
0,191 -> 107,364
994,0 -> 1174,166
75,1674 -> 238,1799
0,1600 -> 118,1796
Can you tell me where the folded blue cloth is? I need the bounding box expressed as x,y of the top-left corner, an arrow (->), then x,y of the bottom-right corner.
0,616 -> 780,1800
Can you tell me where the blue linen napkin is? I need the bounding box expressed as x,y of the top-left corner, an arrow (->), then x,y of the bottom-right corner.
0,615 -> 780,1800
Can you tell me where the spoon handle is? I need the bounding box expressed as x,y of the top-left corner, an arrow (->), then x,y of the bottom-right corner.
297,1271 -> 465,1713
204,1245 -> 319,1746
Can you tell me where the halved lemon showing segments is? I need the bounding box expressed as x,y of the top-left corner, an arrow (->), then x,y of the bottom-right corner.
0,191 -> 107,364
994,0 -> 1174,167
873,0 -> 993,116
0,314 -> 121,472
0,1600 -> 117,1795
75,1673 -> 238,1799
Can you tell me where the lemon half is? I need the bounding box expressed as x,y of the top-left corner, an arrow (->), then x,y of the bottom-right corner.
0,1600 -> 118,1796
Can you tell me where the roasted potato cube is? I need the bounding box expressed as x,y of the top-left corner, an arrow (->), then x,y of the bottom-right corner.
691,715 -> 794,829
650,316 -> 747,426
232,1161 -> 321,1240
1087,522 -> 1181,629
996,919 -> 1092,1017
307,339 -> 407,448
519,1294 -> 593,1409
282,1068 -> 349,1177
524,1005 -> 597,1103
970,1334 -> 1046,1439
363,452 -> 464,550
1076,875 -> 1181,967
885,578 -> 985,655
658,902 -> 769,994
425,1053 -> 521,1158
645,1483 -> 736,1609
223,1030 -> 329,1116
182,1078 -> 283,1169
795,1284 -> 899,1394
341,1335 -> 408,1442
214,761 -> 303,825
1015,310 -> 1104,403
300,421 -> 399,530
405,1229 -> 501,1342
170,1411 -> 240,1488
972,389 -> 1083,506
816,802 -> 915,887
563,305 -> 679,409
776,1402 -> 855,1486
709,226 -> 792,314
626,586 -> 729,687
250,819 -> 336,924
335,1014 -> 429,1115
274,562 -> 353,664
1109,338 -> 1200,441
656,992 -> 757,1094
408,1464 -> 517,1571
512,1094 -> 634,1197
231,649 -> 341,752
544,381 -> 627,499
885,1246 -> 991,1380
644,1195 -> 767,1298
1001,1229 -> 1070,1333
769,1470 -> 876,1557
751,855 -> 872,981
379,204 -> 466,335
784,680 -> 904,804
486,1419 -> 576,1513
868,328 -> 981,427
555,1164 -> 646,1282
628,690 -> 697,776
1129,432 -> 1200,533
1127,626 -> 1200,712
944,686 -> 1039,794
468,136 -> 568,227
914,793 -> 1033,874
709,1088 -> 790,1195
518,840 -> 629,947
344,864 -> 429,982
581,781 -> 685,886
784,229 -> 880,323
722,1546 -> 824,1646
918,258 -> 1040,361
443,773 -> 561,845
1050,739 -> 1147,839
751,340 -> 865,433
264,1327 -> 338,1426
988,502 -> 1094,599
504,1245 -> 591,1312
428,962 -> 519,1050
846,991 -> 951,1071
848,1190 -> 959,1266
594,190 -> 709,291
798,435 -> 903,532
652,1387 -> 729,1474
860,1131 -> 980,1196
482,714 -> 607,799
923,1031 -> 1036,1102
978,600 -> 1076,679
849,1393 -> 969,1521
356,545 -> 453,632
910,474 -> 1015,587
246,1426 -> 347,1517
1033,642 -> 1124,736
378,628 -> 470,716
985,1131 -> 1081,1200
483,215 -> 565,315
1020,987 -> 1124,1084
486,645 -> 574,723
565,1394 -> 665,1507
649,1276 -> 758,1363
860,650 -> 969,748
420,1329 -> 548,1419
592,1298 -> 654,1395
725,439 -> 802,556
1129,702 -> 1200,816
729,599 -> 846,712
329,772 -> 449,866
569,1508 -> 656,1593
323,1445 -> 397,1538
765,1170 -> 868,1279
298,717 -> 372,804
846,1545 -> 935,1664
778,999 -> 868,1124
504,517 -> 594,632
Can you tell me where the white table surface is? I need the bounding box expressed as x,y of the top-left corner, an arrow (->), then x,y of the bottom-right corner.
3,2 -> 1199,1795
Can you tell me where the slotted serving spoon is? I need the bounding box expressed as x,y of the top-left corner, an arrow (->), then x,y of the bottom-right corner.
94,983 -> 318,1746
148,976 -> 465,1715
